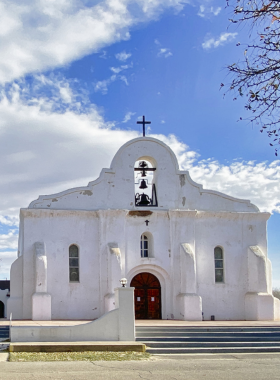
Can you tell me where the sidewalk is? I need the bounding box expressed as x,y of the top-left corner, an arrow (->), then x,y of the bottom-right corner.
1,319 -> 280,327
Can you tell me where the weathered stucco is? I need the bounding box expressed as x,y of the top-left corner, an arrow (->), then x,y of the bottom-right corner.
7,136 -> 279,321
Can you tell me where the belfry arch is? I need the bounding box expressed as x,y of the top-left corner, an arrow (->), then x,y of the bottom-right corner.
134,158 -> 158,207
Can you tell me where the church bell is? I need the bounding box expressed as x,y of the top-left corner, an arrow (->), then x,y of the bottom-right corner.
138,193 -> 151,206
139,179 -> 148,189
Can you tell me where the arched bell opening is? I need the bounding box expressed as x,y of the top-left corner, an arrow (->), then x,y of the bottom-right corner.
134,158 -> 157,207
130,272 -> 161,319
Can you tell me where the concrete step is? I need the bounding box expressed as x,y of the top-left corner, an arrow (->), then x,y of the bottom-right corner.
136,325 -> 280,354
136,335 -> 280,342
144,341 -> 280,348
136,332 -> 280,338
136,326 -> 280,334
146,346 -> 280,354
0,328 -> 9,339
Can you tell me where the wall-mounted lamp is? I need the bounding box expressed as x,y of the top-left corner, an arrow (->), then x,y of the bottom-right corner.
120,278 -> 127,287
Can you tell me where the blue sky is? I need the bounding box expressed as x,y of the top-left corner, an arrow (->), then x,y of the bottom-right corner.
0,0 -> 280,286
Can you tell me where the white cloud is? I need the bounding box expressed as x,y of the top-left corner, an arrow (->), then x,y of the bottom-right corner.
0,231 -> 18,250
0,0 -> 190,84
158,48 -> 173,58
188,159 -> 280,213
202,32 -> 238,49
94,72 -> 129,93
122,112 -> 136,123
0,216 -> 19,227
120,75 -> 129,85
99,51 -> 107,59
155,39 -> 172,58
110,63 -> 133,74
110,67 -> 124,74
0,251 -> 17,280
198,5 -> 221,18
94,75 -> 117,94
115,51 -> 131,62
0,78 -> 140,220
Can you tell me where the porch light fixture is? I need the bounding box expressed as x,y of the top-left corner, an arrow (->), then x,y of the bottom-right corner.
120,278 -> 127,287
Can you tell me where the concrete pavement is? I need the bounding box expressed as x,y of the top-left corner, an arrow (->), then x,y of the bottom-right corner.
1,353 -> 280,379
1,318 -> 280,327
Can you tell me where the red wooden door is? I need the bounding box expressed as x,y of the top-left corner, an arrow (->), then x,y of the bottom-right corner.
131,273 -> 161,319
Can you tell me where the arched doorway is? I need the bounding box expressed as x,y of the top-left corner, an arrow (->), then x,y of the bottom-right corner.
130,272 -> 161,319
0,301 -> 4,318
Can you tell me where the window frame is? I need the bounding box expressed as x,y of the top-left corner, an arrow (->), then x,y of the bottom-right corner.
214,246 -> 224,283
69,244 -> 80,283
140,234 -> 149,258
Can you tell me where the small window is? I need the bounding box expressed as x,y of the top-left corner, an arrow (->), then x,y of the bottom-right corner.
141,235 -> 149,258
69,244 -> 79,282
214,247 -> 224,283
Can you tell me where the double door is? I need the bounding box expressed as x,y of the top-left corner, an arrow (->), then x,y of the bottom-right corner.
131,272 -> 161,319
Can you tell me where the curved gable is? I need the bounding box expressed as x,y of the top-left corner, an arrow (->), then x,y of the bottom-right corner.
28,137 -> 259,213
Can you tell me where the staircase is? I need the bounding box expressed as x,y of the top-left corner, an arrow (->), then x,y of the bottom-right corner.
136,325 -> 280,354
0,325 -> 9,352
0,326 -> 9,341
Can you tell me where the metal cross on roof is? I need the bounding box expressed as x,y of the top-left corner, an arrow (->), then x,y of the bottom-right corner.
137,115 -> 151,137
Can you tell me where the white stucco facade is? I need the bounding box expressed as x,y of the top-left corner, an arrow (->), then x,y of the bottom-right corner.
7,137 -> 279,320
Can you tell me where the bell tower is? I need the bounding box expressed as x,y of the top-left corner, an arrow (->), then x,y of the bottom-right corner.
134,116 -> 158,207
134,159 -> 158,207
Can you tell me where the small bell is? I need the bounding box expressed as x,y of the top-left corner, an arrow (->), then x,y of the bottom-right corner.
139,179 -> 148,189
139,161 -> 148,177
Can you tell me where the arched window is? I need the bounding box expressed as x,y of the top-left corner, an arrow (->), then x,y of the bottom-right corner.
214,247 -> 224,283
69,245 -> 79,282
141,234 -> 149,258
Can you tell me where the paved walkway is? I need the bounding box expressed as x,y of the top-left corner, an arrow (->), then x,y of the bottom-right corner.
1,318 -> 280,327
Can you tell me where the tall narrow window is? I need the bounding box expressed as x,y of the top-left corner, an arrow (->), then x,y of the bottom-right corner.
214,247 -> 224,283
69,245 -> 79,282
141,235 -> 149,258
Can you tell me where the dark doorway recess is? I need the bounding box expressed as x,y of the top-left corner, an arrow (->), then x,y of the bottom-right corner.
130,272 -> 161,319
0,301 -> 4,318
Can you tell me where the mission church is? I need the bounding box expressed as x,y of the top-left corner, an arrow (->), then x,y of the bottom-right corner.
7,118 -> 280,321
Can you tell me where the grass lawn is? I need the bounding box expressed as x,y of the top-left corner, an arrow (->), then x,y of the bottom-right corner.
9,351 -> 151,362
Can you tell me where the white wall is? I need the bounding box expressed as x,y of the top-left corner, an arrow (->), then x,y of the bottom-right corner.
11,287 -> 135,342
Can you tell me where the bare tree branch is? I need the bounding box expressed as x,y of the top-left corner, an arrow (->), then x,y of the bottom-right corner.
224,0 -> 280,155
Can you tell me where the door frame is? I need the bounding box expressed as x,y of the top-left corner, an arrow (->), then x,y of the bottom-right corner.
127,265 -> 170,319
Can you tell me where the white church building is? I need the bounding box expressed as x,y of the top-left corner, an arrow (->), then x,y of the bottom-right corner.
7,134 -> 280,321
